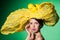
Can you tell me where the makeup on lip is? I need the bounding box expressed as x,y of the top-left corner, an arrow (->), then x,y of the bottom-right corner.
32,28 -> 36,30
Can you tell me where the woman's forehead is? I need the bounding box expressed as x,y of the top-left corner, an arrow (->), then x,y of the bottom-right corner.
29,19 -> 38,22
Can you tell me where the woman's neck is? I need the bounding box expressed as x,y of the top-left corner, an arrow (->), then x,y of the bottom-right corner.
35,31 -> 43,37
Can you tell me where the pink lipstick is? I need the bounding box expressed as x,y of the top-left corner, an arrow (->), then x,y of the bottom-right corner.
32,28 -> 36,30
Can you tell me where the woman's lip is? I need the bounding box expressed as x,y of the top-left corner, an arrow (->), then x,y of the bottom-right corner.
32,28 -> 36,30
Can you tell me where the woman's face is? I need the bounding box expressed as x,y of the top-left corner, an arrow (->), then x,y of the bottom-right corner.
29,19 -> 40,33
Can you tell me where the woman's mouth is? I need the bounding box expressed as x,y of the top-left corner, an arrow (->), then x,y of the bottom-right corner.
32,28 -> 36,30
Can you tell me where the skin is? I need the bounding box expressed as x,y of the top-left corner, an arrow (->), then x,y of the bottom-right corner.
25,19 -> 43,40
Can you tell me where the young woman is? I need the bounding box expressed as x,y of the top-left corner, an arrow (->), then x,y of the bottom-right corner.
25,18 -> 44,40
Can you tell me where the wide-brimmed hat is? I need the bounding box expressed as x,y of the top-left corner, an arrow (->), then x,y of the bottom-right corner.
1,2 -> 59,35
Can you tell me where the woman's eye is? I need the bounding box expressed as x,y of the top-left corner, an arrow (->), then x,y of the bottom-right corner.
35,22 -> 39,24
30,23 -> 32,24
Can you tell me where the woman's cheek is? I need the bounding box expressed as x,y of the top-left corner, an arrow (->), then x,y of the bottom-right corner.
30,25 -> 33,30
35,25 -> 39,31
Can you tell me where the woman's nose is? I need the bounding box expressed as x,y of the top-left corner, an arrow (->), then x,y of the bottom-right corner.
32,24 -> 35,27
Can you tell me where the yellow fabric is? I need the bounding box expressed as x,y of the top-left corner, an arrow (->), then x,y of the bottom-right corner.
1,2 -> 59,35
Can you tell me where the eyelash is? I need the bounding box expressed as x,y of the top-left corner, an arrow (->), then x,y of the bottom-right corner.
35,22 -> 38,24
30,23 -> 32,24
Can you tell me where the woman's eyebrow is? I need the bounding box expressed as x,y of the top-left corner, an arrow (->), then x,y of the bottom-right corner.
34,21 -> 38,23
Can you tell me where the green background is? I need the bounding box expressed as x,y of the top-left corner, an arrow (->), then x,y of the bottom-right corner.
0,0 -> 60,40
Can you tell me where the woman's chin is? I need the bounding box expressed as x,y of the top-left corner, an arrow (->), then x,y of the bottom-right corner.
33,30 -> 38,33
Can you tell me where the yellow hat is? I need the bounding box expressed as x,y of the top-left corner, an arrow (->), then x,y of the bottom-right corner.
1,2 -> 59,35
